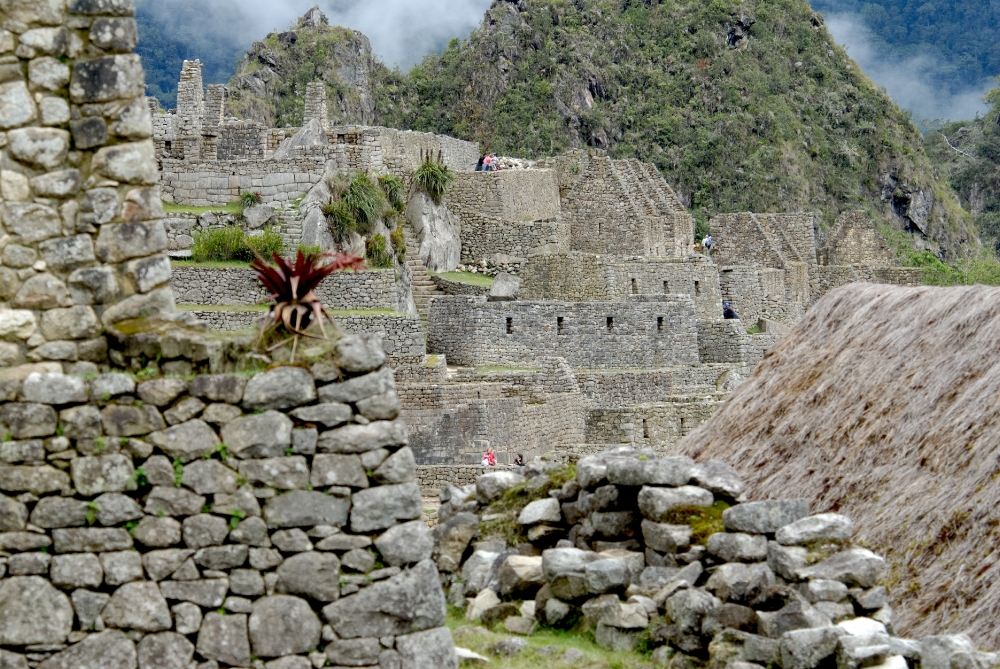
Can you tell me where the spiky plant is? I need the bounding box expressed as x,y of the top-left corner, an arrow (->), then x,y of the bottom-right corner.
251,250 -> 364,361
390,227 -> 406,264
240,191 -> 263,208
414,152 -> 454,204
365,234 -> 393,269
378,174 -> 406,213
343,172 -> 388,236
322,201 -> 356,243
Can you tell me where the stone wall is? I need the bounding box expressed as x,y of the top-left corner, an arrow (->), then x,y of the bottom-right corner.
416,465 -> 489,494
0,337 -> 457,669
427,296 -> 700,369
447,170 -> 561,222
814,265 -> 923,298
585,396 -> 723,447
0,0 -> 178,369
171,266 -> 397,310
186,310 -> 426,361
459,214 -> 567,266
160,158 -> 325,207
430,276 -> 491,297
216,122 -> 269,161
819,211 -> 896,267
710,212 -> 819,270
575,366 -> 736,406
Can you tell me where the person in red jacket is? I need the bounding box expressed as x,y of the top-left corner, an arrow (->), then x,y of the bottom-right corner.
481,446 -> 497,466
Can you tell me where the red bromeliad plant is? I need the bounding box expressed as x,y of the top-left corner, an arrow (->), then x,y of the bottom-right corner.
251,250 -> 364,361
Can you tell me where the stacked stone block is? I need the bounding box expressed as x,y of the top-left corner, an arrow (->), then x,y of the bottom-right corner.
0,334 -> 458,669
0,0 -> 176,370
303,82 -> 328,130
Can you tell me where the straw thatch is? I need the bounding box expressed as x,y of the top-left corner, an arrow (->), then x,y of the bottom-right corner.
678,283 -> 1000,646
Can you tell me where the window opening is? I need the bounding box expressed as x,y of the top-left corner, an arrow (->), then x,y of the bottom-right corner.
631,278 -> 638,294
505,317 -> 513,335
557,317 -> 565,335
606,317 -> 614,332
657,316 -> 664,332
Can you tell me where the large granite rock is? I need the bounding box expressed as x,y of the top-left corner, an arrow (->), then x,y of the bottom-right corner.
0,576 -> 73,645
249,595 -> 322,658
38,630 -> 136,669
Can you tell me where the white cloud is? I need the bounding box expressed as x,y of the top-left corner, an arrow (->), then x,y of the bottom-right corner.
824,12 -> 992,124
139,0 -> 491,70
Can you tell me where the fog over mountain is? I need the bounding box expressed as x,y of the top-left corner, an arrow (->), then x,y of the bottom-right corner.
823,12 -> 992,126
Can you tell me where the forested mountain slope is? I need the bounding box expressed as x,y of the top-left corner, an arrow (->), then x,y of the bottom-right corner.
222,0 -> 977,259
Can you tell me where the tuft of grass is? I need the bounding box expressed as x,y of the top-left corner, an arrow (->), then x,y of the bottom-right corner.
390,226 -> 406,264
172,458 -> 184,488
366,233 -> 394,269
322,201 -> 357,243
191,226 -> 284,263
239,191 -> 263,209
343,172 -> 389,236
414,157 -> 454,204
163,201 -> 244,216
661,501 -> 730,545
378,174 -> 407,213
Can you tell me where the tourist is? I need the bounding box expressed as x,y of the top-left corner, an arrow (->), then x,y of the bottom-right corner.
491,153 -> 501,171
475,155 -> 485,171
723,302 -> 740,320
702,234 -> 713,254
513,453 -> 525,468
481,445 -> 497,467
483,154 -> 493,171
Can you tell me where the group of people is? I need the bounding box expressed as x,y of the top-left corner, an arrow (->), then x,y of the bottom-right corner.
475,153 -> 502,172
481,446 -> 525,468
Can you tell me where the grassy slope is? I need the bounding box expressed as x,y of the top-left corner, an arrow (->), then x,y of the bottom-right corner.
378,0 -> 975,258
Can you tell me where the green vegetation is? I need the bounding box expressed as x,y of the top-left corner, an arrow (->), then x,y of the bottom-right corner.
431,270 -> 495,287
378,174 -> 407,213
478,464 -> 576,544
343,172 -> 389,236
322,201 -> 357,243
239,191 -> 263,209
191,226 -> 284,263
163,201 -> 244,216
413,156 -> 455,204
446,608 -> 654,668
365,233 -> 394,269
661,501 -> 730,545
475,366 -> 543,373
390,227 -> 407,264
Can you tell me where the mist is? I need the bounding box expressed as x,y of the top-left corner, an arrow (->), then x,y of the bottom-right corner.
824,12 -> 992,125
136,0 -> 492,70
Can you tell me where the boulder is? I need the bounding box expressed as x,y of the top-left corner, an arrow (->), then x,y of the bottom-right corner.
147,420 -> 219,463
196,612 -> 251,667
243,204 -> 277,230
665,588 -> 721,634
600,601 -> 649,629
136,632 -> 194,669
466,589 -> 501,622
182,459 -> 239,495
641,520 -> 692,554
796,549 -> 886,588
70,454 -> 135,496
691,460 -> 744,497
585,558 -> 630,594
350,482 -> 422,532
780,626 -> 844,669
325,638 -> 380,666
374,520 -> 435,567
757,600 -> 832,638
396,626 -> 459,669
321,560 -> 446,638
159,579 -> 229,608
433,512 -> 479,573
638,485 -> 714,522
317,420 -> 408,454
542,547 -> 602,580
496,555 -> 545,597
476,470 -> 525,504
249,595 -> 322,658
776,513 -> 854,545
407,190 -> 461,272
488,272 -> 521,301
704,563 -> 776,604
461,551 -> 500,595
222,411 -> 293,459
264,490 -> 349,529
335,334 -> 387,373
722,499 -> 810,534
242,366 -> 316,411
101,581 -> 172,632
277,552 -> 341,602
518,497 -> 562,525
0,576 -> 73,645
707,532 -> 768,562
38,630 -> 136,669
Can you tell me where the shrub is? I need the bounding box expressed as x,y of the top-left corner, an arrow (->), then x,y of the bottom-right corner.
365,233 -> 393,268
322,201 -> 356,243
191,226 -> 284,262
343,172 -> 388,236
390,227 -> 406,263
378,174 -> 407,213
297,243 -> 323,255
414,157 -> 454,204
239,191 -> 262,209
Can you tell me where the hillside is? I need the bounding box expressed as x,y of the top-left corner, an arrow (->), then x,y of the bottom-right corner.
923,85 -> 1000,255
678,282 -> 1000,645
379,0 -> 976,258
810,0 -> 1000,105
224,8 -> 392,128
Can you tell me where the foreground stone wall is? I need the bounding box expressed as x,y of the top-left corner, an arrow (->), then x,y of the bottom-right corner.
0,335 -> 457,669
0,0 -> 182,370
171,266 -> 397,310
427,296 -> 700,369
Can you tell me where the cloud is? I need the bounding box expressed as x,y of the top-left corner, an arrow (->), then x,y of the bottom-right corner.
823,12 -> 992,124
137,0 -> 491,70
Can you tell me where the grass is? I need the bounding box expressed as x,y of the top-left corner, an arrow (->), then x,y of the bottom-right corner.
177,305 -> 403,317
163,201 -> 244,215
479,464 -> 576,544
414,157 -> 455,204
430,270 -> 495,287
191,226 -> 284,263
661,501 -> 730,545
171,260 -> 251,268
447,609 -> 654,669
475,366 -> 543,373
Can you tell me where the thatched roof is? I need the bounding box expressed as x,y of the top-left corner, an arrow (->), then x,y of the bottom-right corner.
678,283 -> 1000,646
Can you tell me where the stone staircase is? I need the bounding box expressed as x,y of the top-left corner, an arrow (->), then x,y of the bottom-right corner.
276,206 -> 303,251
401,224 -> 444,317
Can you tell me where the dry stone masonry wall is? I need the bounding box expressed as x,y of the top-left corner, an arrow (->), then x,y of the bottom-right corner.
0,334 -> 458,669
434,449 -> 986,668
0,0 -> 179,370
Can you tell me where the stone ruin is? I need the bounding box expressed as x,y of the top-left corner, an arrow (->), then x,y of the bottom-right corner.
428,448 -> 993,667
0,2 -> 456,668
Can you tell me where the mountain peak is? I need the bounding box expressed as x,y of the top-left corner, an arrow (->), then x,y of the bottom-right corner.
300,5 -> 327,30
